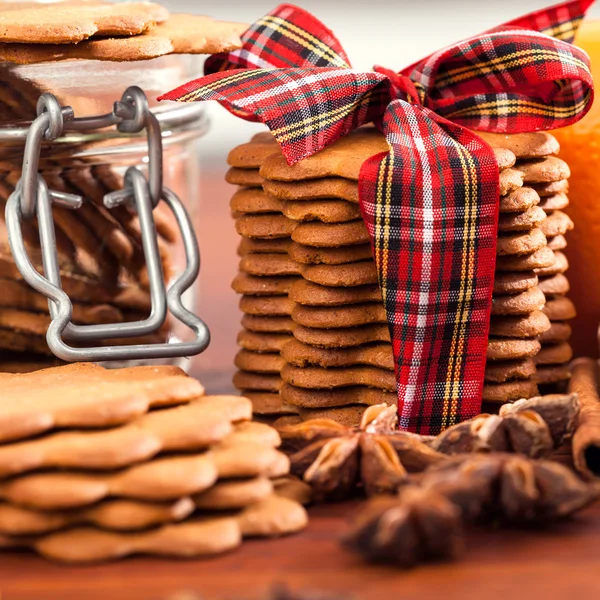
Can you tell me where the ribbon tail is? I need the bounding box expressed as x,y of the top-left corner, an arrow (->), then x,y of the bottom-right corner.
358,100 -> 499,434
160,67 -> 390,165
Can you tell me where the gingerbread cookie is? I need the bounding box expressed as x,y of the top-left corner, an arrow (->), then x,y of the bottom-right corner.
535,342 -> 573,365
484,358 -> 536,383
486,338 -> 541,361
263,178 -> 359,203
243,393 -> 299,416
483,380 -> 539,403
234,350 -> 285,374
239,254 -> 300,277
291,220 -> 369,247
227,133 -> 278,168
496,247 -> 555,271
230,189 -> 283,214
493,271 -> 538,295
233,371 -> 283,393
538,193 -> 569,212
534,251 -> 568,277
543,296 -> 577,321
225,168 -> 264,187
282,339 -> 394,370
236,215 -> 297,239
232,273 -> 298,296
499,187 -> 541,213
499,168 -> 525,196
489,311 -> 551,338
281,364 -> 396,391
539,211 -> 574,237
496,229 -> 547,256
238,237 -> 292,255
538,322 -> 572,344
537,273 -> 570,296
260,128 -> 388,182
281,383 -> 396,408
299,261 -> 378,287
476,131 -> 560,158
491,287 -> 545,316
241,315 -> 296,334
282,199 -> 361,223
546,235 -> 567,251
237,330 -> 293,353
290,279 -> 382,306
294,323 -> 390,348
289,242 -> 373,265
240,296 -> 294,317
497,206 -> 546,232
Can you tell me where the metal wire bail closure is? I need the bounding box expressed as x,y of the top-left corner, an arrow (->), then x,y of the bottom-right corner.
5,87 -> 210,362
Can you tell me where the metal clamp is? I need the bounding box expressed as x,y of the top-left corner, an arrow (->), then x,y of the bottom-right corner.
5,87 -> 210,362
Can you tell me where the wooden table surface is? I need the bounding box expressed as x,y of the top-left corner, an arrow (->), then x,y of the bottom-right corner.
1,172 -> 599,599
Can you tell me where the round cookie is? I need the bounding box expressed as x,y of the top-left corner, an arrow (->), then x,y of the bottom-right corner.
486,338 -> 541,361
225,168 -> 264,187
227,133 -> 278,169
534,251 -> 568,277
482,379 -> 539,403
542,295 -> 577,321
194,476 -> 275,509
240,296 -> 294,317
546,235 -> 567,251
241,315 -> 296,333
232,273 -> 299,296
539,211 -> 574,238
243,393 -> 299,416
233,371 -> 283,392
535,342 -> 573,366
295,405 -> 370,427
289,242 -> 373,265
239,254 -> 301,277
517,157 -> 570,183
235,350 -> 285,374
230,189 -> 283,214
496,228 -> 547,256
531,180 -> 569,197
494,147 -> 517,169
498,187 -> 540,213
538,193 -> 569,212
291,220 -> 369,247
294,323 -> 391,348
493,271 -> 538,295
497,206 -> 546,232
292,302 -> 386,329
290,279 -> 382,306
535,365 -> 571,384
263,178 -> 359,203
538,321 -> 572,344
491,287 -> 545,316
282,199 -> 361,223
496,247 -> 555,271
299,261 -> 378,287
237,330 -> 293,353
281,383 -> 396,408
499,168 -> 525,196
484,358 -> 536,383
238,238 -> 292,255
236,215 -> 297,239
489,311 -> 551,338
281,339 -> 394,370
281,364 -> 396,392
476,131 -> 560,158
537,273 -> 570,296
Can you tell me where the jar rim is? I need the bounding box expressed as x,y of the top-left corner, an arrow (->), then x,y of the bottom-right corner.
0,102 -> 206,143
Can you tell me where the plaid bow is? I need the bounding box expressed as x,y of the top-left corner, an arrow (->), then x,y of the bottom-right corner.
160,1 -> 594,434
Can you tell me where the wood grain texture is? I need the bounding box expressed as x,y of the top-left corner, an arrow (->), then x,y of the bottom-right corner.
1,170 -> 599,599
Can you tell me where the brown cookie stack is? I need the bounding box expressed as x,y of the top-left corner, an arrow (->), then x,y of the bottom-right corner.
228,134 -> 301,421
479,133 -> 575,394
229,128 -> 578,425
0,164 -> 176,371
0,364 -> 307,563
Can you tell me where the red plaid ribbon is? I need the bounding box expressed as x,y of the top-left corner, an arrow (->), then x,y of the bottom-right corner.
160,1 -> 594,434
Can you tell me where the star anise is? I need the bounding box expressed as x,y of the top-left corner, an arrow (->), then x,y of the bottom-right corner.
279,405 -> 445,501
342,453 -> 599,567
432,393 -> 579,458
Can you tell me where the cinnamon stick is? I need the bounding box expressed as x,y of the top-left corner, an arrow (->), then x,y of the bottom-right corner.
569,358 -> 600,480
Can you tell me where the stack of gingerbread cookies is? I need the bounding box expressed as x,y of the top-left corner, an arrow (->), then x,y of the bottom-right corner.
0,364 -> 307,563
229,128 -> 576,425
228,133 -> 300,420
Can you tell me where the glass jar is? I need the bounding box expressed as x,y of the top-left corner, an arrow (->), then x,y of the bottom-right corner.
0,53 -> 208,373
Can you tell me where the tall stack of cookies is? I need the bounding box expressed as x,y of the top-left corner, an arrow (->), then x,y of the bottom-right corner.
0,364 -> 307,563
228,127 -> 579,425
228,134 -> 301,420
479,133 -> 576,393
